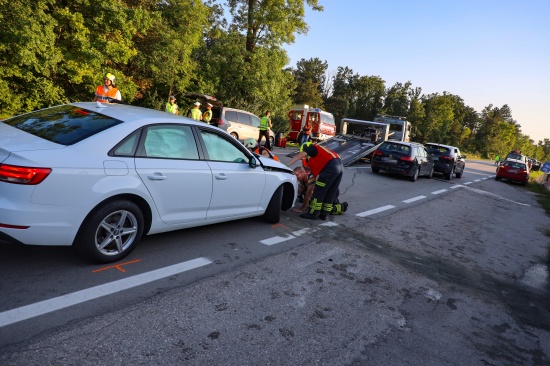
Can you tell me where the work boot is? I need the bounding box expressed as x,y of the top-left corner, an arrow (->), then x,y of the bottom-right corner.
342,202 -> 348,212
300,212 -> 318,220
318,212 -> 328,220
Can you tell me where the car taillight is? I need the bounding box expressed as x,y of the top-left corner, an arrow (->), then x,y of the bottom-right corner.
440,156 -> 454,161
0,164 -> 52,185
400,156 -> 414,162
218,119 -> 225,126
373,150 -> 382,156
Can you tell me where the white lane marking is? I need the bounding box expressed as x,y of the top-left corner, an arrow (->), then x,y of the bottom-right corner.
481,177 -> 489,180
464,186 -> 530,206
431,189 -> 447,195
261,234 -> 296,245
320,221 -> 339,227
449,185 -> 464,189
474,179 -> 481,182
356,205 -> 395,218
403,196 -> 426,203
291,228 -> 311,236
0,257 -> 212,328
464,182 -> 473,185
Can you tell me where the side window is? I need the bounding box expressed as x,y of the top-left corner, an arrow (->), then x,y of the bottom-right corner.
250,114 -> 261,128
225,110 -> 238,123
238,112 -> 252,126
140,125 -> 199,160
112,130 -> 141,156
200,129 -> 250,163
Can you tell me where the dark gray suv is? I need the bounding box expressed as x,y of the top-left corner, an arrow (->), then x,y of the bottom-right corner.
425,143 -> 466,180
371,141 -> 434,182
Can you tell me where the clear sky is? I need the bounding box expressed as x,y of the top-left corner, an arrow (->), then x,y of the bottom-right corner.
285,0 -> 550,143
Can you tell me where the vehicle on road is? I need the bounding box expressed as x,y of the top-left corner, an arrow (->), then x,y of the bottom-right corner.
495,159 -> 530,186
183,93 -> 275,146
286,104 -> 336,142
0,103 -> 297,263
425,143 -> 466,180
504,150 -> 530,169
371,141 -> 434,182
529,158 -> 541,171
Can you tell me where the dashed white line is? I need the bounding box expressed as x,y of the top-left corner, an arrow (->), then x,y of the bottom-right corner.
464,182 -> 473,185
474,179 -> 481,182
449,185 -> 464,189
320,221 -> 339,227
356,205 -> 395,218
403,196 -> 427,203
431,189 -> 447,195
0,257 -> 212,328
260,234 -> 296,246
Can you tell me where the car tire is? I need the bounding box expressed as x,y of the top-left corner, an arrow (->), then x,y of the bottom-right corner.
263,186 -> 282,223
456,167 -> 463,178
269,136 -> 275,148
444,166 -> 454,180
495,176 -> 501,181
372,166 -> 380,173
230,132 -> 239,140
74,200 -> 144,263
410,167 -> 420,182
428,165 -> 434,179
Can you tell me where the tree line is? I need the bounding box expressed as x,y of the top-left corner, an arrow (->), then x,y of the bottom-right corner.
1,0 -> 548,163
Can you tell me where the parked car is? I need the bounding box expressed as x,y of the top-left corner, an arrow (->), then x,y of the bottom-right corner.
0,103 -> 297,263
495,159 -> 530,186
504,151 -> 530,168
529,158 -> 541,171
183,93 -> 275,146
425,143 -> 466,180
371,141 -> 434,182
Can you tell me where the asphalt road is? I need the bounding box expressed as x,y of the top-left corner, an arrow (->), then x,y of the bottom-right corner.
1,151 -> 549,365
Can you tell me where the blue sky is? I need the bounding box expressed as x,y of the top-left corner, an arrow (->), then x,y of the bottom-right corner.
285,0 -> 550,143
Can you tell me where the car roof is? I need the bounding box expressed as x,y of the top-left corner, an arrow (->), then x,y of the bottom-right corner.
72,102 -> 205,126
384,140 -> 423,147
426,142 -> 457,149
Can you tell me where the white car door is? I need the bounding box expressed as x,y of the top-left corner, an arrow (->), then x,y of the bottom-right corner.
199,129 -> 266,219
135,125 -> 212,224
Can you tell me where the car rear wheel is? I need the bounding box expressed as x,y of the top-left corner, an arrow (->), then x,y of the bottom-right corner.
410,167 -> 420,182
263,186 -> 282,223
371,166 -> 380,173
495,176 -> 501,181
230,132 -> 239,140
456,167 -> 463,178
444,166 -> 454,180
74,200 -> 144,263
428,165 -> 434,179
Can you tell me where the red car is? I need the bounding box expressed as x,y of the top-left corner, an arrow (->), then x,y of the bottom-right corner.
495,159 -> 529,186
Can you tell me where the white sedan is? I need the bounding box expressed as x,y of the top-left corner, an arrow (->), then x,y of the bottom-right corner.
0,102 -> 297,263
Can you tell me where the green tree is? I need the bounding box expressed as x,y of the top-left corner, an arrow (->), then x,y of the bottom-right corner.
291,57 -> 327,107
383,81 -> 411,117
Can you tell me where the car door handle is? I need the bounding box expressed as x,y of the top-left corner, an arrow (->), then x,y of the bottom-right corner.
215,173 -> 228,180
147,173 -> 167,180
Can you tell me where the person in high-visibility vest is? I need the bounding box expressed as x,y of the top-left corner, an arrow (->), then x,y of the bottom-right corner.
287,142 -> 344,220
165,95 -> 179,114
202,103 -> 213,124
93,73 -> 121,103
190,101 -> 202,121
257,110 -> 272,150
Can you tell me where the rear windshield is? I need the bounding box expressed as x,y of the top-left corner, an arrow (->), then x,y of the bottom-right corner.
504,161 -> 526,169
379,141 -> 410,153
426,145 -> 450,154
2,105 -> 122,145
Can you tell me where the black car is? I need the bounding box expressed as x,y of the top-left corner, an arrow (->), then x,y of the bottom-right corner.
371,141 -> 434,182
529,158 -> 541,171
425,143 -> 466,180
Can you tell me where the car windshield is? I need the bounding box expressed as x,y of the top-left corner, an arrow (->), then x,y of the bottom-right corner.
380,142 -> 410,153
2,105 -> 122,145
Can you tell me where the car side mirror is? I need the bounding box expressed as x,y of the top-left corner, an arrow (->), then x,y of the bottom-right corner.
249,156 -> 258,168
462,155 -> 467,159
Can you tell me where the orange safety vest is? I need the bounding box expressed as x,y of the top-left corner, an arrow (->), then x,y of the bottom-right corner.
95,85 -> 120,103
306,145 -> 339,177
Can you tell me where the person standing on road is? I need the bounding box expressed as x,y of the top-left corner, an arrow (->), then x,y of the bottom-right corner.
165,95 -> 179,114
190,101 -> 202,121
93,73 -> 121,103
287,142 -> 343,220
258,110 -> 272,150
495,154 -> 500,166
202,103 -> 213,124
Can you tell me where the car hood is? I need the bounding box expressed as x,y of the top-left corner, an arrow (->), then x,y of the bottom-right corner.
0,122 -> 63,159
258,156 -> 293,173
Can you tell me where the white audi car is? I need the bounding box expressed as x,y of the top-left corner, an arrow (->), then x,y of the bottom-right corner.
0,103 -> 297,263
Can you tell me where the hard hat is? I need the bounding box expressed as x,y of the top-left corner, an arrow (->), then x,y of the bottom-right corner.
193,101 -> 201,106
169,95 -> 176,100
243,138 -> 256,148
104,73 -> 116,85
300,141 -> 312,153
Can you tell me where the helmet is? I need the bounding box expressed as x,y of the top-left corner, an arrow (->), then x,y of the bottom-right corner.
300,141 -> 312,153
243,138 -> 256,148
104,73 -> 116,85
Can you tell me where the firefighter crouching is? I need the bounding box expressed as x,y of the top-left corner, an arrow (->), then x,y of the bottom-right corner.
287,142 -> 344,220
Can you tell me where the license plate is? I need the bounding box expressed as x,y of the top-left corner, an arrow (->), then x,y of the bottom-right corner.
509,169 -> 518,173
382,157 -> 397,163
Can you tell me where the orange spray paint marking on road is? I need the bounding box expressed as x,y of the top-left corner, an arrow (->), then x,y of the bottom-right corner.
92,259 -> 141,273
271,223 -> 289,229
